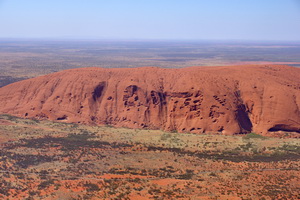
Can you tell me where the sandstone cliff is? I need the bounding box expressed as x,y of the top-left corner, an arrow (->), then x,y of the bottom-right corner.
0,65 -> 299,135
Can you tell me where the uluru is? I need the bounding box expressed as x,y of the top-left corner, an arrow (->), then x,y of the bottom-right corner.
0,65 -> 299,135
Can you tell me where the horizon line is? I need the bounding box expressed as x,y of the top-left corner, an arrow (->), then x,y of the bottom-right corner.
1,37 -> 300,43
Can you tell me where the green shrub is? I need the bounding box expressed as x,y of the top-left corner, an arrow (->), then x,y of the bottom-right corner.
243,132 -> 266,139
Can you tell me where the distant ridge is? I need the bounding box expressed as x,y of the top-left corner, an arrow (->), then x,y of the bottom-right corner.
0,65 -> 299,135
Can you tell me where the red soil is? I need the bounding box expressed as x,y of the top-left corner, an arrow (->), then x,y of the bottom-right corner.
0,65 -> 299,135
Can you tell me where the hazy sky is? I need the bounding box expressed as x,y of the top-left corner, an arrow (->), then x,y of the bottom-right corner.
0,0 -> 300,41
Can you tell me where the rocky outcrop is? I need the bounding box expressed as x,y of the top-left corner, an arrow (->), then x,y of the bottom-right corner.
0,65 -> 299,135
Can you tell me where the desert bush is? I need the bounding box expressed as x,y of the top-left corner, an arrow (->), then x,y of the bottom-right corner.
278,144 -> 300,153
84,183 -> 100,192
178,169 -> 195,180
243,132 -> 266,139
38,179 -> 55,190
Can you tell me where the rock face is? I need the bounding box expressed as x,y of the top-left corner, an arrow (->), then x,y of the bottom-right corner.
0,65 -> 299,135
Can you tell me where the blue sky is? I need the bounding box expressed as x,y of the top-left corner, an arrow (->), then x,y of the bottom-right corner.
0,0 -> 300,41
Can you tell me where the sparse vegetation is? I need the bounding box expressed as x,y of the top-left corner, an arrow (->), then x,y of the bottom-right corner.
0,114 -> 299,199
243,132 -> 267,140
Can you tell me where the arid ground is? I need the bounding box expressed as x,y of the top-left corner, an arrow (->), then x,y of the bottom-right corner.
0,114 -> 299,199
1,40 -> 300,87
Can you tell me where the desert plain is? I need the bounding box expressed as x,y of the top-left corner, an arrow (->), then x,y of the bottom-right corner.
0,114 -> 299,199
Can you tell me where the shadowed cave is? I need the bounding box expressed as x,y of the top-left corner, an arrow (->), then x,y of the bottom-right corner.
92,82 -> 106,101
236,104 -> 253,132
268,124 -> 300,133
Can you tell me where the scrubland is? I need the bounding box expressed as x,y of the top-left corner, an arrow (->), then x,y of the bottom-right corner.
0,114 -> 299,199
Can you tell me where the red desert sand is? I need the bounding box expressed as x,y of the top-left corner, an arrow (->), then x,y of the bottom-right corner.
0,65 -> 299,135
